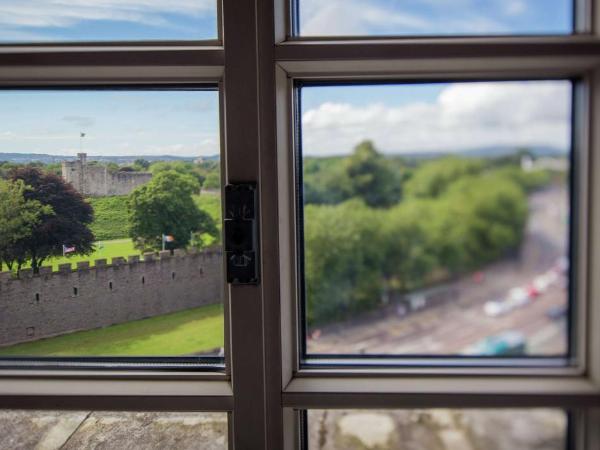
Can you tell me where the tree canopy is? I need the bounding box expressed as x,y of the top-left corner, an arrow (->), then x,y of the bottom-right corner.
0,179 -> 53,271
127,170 -> 217,252
7,168 -> 95,273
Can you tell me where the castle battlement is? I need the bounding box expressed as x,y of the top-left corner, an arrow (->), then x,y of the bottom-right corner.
0,248 -> 223,347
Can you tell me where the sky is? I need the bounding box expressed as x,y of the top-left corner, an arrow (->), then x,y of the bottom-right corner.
0,90 -> 220,157
299,0 -> 572,36
0,0 -> 573,42
0,1 -> 218,42
301,81 -> 572,156
0,1 -> 573,158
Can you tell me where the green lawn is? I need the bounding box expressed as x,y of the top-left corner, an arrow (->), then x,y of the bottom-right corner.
0,191 -> 221,273
0,303 -> 224,357
1,238 -> 140,272
88,195 -> 129,240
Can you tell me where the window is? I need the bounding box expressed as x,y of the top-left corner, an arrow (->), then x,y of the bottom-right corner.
0,410 -> 228,448
305,408 -> 569,449
295,0 -> 574,37
299,80 -> 575,362
0,1 -> 219,43
0,88 -> 224,361
0,0 -> 599,449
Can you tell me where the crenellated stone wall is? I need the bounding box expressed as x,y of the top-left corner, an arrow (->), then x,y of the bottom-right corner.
0,249 -> 222,347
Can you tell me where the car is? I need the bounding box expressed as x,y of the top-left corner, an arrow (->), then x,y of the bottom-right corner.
546,305 -> 568,321
507,287 -> 530,308
526,283 -> 540,299
533,274 -> 551,293
484,300 -> 510,317
465,331 -> 527,356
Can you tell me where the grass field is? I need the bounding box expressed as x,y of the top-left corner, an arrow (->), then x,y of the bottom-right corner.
88,195 -> 129,240
0,303 -> 224,357
0,192 -> 222,273
1,238 -> 140,272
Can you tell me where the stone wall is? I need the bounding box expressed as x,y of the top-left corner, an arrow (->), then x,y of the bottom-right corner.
0,249 -> 222,347
61,153 -> 152,197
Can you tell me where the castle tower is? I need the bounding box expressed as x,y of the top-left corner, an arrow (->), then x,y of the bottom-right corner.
61,153 -> 87,195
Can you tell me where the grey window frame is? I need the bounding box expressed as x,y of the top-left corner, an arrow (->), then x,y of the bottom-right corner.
0,0 -> 599,449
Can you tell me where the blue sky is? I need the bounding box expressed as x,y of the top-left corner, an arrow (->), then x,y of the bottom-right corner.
0,2 -> 573,158
301,81 -> 572,156
0,0 -> 572,42
0,1 -> 217,42
0,90 -> 220,157
300,0 -> 572,36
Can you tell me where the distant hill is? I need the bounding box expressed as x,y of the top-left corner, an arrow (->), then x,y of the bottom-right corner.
0,153 -> 220,164
394,146 -> 567,160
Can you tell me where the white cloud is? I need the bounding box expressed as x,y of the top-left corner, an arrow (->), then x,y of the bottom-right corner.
301,82 -> 571,156
62,115 -> 95,128
0,0 -> 214,29
300,0 -> 530,36
301,0 -> 430,36
505,0 -> 527,16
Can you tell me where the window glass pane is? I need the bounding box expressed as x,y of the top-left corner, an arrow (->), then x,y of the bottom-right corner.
306,409 -> 568,450
0,88 -> 224,360
0,1 -> 218,42
300,80 -> 572,359
297,0 -> 573,37
0,410 -> 228,449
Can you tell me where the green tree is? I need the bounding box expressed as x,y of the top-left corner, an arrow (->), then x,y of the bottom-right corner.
343,140 -> 401,207
133,158 -> 150,171
128,170 -> 217,252
304,200 -> 385,325
404,156 -> 484,198
9,168 -> 95,273
202,171 -> 221,190
303,157 -> 353,205
149,161 -> 205,190
0,179 -> 53,271
381,200 -> 437,292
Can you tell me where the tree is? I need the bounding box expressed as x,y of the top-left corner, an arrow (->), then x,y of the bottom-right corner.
404,156 -> 484,199
343,140 -> 401,207
149,161 -> 205,191
381,200 -> 437,292
128,170 -> 217,252
133,158 -> 150,171
9,168 -> 95,273
304,200 -> 385,325
202,171 -> 221,190
0,179 -> 53,271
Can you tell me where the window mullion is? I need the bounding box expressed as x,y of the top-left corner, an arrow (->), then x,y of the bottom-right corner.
222,0 -> 283,448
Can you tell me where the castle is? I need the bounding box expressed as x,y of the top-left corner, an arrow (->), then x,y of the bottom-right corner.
62,153 -> 152,197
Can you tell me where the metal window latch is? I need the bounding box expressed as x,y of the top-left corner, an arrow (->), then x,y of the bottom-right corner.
224,183 -> 260,284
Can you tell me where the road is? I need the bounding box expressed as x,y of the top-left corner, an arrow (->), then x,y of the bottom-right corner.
307,184 -> 570,356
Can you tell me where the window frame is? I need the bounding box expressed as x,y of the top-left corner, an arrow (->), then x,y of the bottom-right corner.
294,76 -> 581,370
0,0 -> 599,449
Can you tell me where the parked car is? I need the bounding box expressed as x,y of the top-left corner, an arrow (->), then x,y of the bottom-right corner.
484,299 -> 510,317
507,287 -> 530,308
546,305 -> 568,321
465,331 -> 527,356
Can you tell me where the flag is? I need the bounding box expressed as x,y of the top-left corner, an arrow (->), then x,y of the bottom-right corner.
80,132 -> 86,138
162,235 -> 175,243
62,245 -> 76,255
